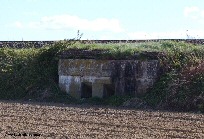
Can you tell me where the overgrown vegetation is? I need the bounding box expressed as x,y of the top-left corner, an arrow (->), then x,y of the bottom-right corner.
1,39 -> 204,112
140,41 -> 204,112
0,40 -> 74,101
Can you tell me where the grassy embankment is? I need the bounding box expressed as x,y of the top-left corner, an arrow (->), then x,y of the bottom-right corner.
0,40 -> 204,112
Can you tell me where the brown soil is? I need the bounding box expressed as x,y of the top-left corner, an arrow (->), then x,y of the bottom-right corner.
1,100 -> 204,139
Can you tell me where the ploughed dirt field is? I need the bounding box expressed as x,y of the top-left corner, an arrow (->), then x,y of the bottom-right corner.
1,101 -> 204,139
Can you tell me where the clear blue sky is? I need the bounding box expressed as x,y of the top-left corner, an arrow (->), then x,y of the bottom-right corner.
0,0 -> 204,40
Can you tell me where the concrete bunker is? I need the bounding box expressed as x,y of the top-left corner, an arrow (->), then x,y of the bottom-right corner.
58,58 -> 159,99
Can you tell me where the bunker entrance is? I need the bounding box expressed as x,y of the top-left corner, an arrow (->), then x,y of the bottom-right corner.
104,84 -> 115,98
81,82 -> 92,98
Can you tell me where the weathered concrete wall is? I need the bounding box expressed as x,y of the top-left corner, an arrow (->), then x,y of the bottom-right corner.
58,59 -> 159,99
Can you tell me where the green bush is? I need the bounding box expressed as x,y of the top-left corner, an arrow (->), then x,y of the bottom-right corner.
143,72 -> 176,107
104,95 -> 132,106
0,40 -> 74,100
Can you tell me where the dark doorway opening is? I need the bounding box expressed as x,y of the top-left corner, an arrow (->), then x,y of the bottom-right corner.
81,82 -> 92,98
103,84 -> 115,98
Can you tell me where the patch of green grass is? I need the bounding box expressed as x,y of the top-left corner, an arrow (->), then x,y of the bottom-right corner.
77,95 -> 132,106
104,95 -> 132,106
77,97 -> 105,105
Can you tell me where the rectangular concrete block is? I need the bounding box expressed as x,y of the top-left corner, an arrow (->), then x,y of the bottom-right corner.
59,59 -> 115,77
92,83 -> 104,98
59,59 -> 160,99
59,75 -> 81,98
94,77 -> 112,84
